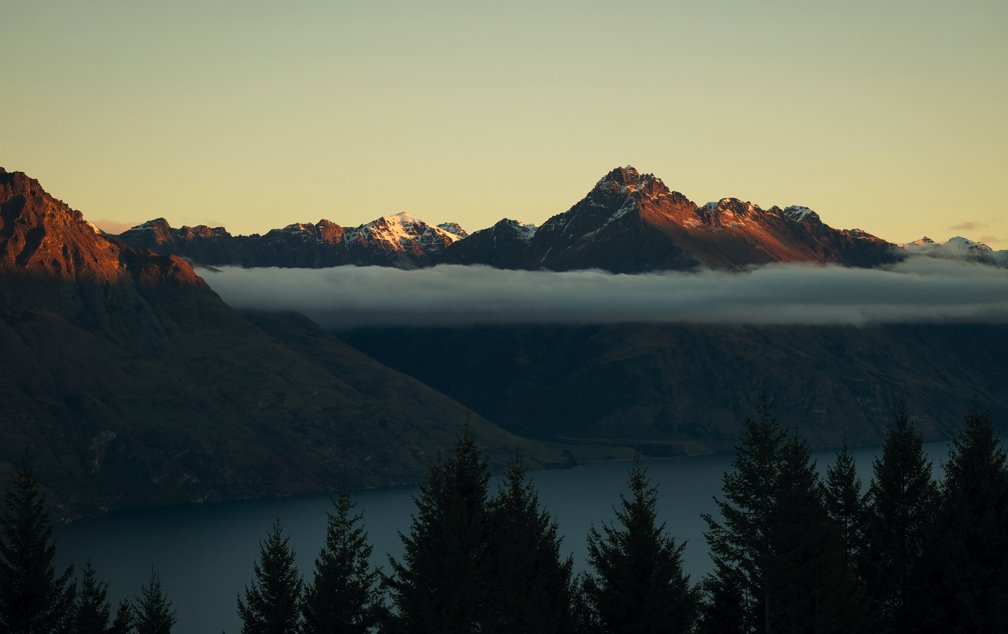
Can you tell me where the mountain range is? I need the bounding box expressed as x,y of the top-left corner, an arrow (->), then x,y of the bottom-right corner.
0,168 -> 564,518
3,165 -> 1005,517
114,166 -> 1007,271
119,212 -> 466,269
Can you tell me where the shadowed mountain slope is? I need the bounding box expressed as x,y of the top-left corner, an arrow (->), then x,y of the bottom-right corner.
0,168 -> 563,518
343,323 -> 1008,455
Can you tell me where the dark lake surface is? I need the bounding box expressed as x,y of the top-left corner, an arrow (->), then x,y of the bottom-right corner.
55,441 -> 952,633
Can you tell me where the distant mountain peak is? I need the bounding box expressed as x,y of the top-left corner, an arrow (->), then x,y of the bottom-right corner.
495,218 -> 537,240
715,197 -> 758,215
138,217 -> 172,229
900,235 -> 1007,266
385,211 -> 422,224
437,222 -> 468,239
598,165 -> 641,187
593,165 -> 672,200
782,205 -> 819,223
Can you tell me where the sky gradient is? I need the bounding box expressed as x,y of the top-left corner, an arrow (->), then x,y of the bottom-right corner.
4,1 -> 1006,246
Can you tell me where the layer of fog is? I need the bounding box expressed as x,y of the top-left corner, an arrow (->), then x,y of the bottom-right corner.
197,258 -> 1008,329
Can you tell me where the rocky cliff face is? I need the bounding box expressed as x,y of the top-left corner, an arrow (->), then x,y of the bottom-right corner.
0,168 -> 563,518
2,169 -> 128,282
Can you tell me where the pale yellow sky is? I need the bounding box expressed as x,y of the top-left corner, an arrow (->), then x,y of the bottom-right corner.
3,1 -> 1006,247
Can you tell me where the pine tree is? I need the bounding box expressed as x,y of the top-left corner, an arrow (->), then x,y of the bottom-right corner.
301,490 -> 382,634
701,402 -> 784,632
70,561 -> 113,633
110,599 -> 132,634
133,569 -> 175,634
764,433 -> 864,633
386,426 -> 491,633
485,454 -> 573,634
696,564 -> 747,633
0,449 -> 75,633
911,406 -> 1008,632
822,443 -> 864,567
582,456 -> 697,634
568,574 -> 600,634
237,518 -> 303,634
860,404 -> 937,633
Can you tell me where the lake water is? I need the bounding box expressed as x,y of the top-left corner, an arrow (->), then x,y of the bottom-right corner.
55,441 -> 952,633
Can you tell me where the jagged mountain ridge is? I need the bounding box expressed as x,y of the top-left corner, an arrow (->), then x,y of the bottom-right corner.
444,166 -> 898,271
0,168 -> 564,517
119,211 -> 465,268
115,166 -> 905,271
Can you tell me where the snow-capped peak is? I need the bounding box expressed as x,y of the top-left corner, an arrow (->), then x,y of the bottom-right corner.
387,211 -> 423,225
946,236 -> 990,252
340,211 -> 462,256
900,235 -> 1007,267
783,205 -> 817,222
902,236 -> 992,254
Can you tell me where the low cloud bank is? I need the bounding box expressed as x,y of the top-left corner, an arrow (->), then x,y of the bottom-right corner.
198,258 -> 1008,329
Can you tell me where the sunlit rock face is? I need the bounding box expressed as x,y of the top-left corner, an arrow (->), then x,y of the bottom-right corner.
1,168 -> 127,283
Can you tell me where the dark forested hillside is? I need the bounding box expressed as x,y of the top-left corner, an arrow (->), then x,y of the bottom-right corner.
343,322 -> 1008,453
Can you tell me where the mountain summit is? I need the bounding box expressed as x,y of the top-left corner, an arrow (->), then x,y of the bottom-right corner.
592,166 -> 675,200
442,165 -> 897,272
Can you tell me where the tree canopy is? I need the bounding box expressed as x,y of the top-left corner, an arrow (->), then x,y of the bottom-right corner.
583,455 -> 697,634
237,518 -> 303,634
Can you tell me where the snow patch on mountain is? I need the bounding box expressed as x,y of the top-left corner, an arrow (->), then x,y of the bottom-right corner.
783,206 -> 817,222
342,212 -> 461,256
437,222 -> 468,240
901,236 -> 1008,267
